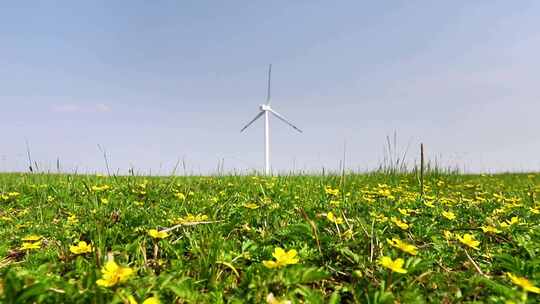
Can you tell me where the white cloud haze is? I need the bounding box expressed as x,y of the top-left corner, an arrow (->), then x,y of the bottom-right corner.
51,103 -> 111,113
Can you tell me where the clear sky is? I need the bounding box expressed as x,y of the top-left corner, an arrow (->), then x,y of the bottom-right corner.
1,1 -> 539,174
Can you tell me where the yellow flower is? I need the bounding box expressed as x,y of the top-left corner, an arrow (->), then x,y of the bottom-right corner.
326,212 -> 344,225
378,256 -> 407,274
266,293 -> 291,304
262,247 -> 299,269
175,192 -> 186,200
21,235 -> 42,241
148,229 -> 169,239
507,273 -> 540,294
398,208 -> 410,216
242,223 -> 252,231
324,186 -> 339,196
100,198 -> 109,204
91,185 -> 111,192
424,200 -> 435,208
96,260 -> 134,287
443,230 -> 453,239
0,216 -> 13,222
67,214 -> 79,225
70,241 -> 93,255
457,233 -> 480,250
387,238 -> 418,255
171,213 -> 209,224
377,188 -> 394,199
370,212 -> 388,223
244,203 -> 259,209
530,207 -> 540,214
480,225 -> 501,234
442,211 -> 456,220
500,216 -> 519,228
363,196 -> 376,204
142,296 -> 160,304
21,241 -> 41,250
391,217 -> 410,230
343,229 -> 354,240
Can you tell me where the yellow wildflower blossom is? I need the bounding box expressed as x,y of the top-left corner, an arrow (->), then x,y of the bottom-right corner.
378,188 -> 394,199
67,214 -> 79,225
324,186 -> 339,196
363,196 -> 376,204
500,216 -> 519,229
21,235 -> 42,241
148,229 -> 169,239
398,208 -> 410,216
266,293 -> 292,304
391,217 -> 410,230
171,213 -> 209,224
96,260 -> 134,287
142,297 -> 160,304
442,211 -> 456,220
370,212 -> 388,223
343,228 -> 354,240
507,273 -> 540,294
327,212 -> 344,225
378,256 -> 407,273
263,247 -> 299,269
91,185 -> 111,192
244,203 -> 259,209
424,200 -> 435,208
21,240 -> 42,251
387,238 -> 418,255
480,225 -> 501,234
70,241 -> 93,255
492,208 -> 505,215
457,233 -> 480,250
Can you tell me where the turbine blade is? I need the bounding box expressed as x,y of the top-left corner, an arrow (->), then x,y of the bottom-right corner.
240,111 -> 265,132
269,109 -> 303,133
266,64 -> 272,105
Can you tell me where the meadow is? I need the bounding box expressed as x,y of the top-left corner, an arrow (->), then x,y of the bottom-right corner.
0,172 -> 539,303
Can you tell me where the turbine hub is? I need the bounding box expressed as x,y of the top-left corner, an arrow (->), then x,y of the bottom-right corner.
260,104 -> 271,111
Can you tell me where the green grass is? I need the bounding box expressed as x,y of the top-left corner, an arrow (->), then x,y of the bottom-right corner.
1,172 -> 539,303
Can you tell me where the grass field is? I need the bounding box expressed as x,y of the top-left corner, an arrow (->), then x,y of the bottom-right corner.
1,172 -> 539,303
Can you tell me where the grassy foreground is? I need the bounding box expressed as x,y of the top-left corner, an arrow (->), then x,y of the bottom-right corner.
0,172 -> 539,303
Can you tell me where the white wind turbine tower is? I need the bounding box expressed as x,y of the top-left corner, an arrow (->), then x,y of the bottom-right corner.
240,64 -> 303,175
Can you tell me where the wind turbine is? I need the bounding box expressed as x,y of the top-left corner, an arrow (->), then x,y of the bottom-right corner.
240,64 -> 303,175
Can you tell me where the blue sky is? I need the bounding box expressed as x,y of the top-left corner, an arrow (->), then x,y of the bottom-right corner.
1,1 -> 539,174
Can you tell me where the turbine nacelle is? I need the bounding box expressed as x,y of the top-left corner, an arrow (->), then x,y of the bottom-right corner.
260,104 -> 272,111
